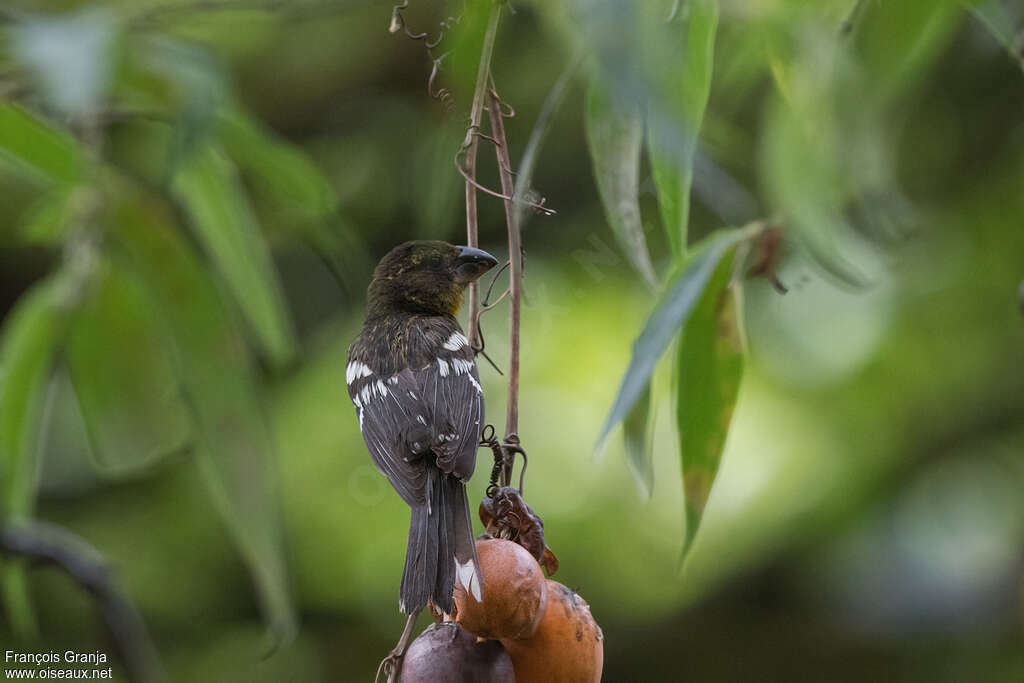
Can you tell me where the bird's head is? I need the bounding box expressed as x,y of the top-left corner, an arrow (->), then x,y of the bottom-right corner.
367,240 -> 499,318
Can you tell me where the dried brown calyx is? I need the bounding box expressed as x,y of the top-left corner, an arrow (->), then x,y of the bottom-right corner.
747,225 -> 788,294
479,486 -> 559,576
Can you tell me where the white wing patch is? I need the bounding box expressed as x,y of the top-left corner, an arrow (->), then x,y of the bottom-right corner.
455,557 -> 483,602
451,358 -> 474,375
443,332 -> 470,351
437,358 -> 450,377
444,358 -> 482,393
357,378 -> 390,406
346,361 -> 373,385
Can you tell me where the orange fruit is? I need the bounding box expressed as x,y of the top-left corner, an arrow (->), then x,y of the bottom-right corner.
500,580 -> 604,683
454,538 -> 547,640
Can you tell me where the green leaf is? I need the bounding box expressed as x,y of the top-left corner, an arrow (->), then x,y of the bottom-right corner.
67,258 -> 192,474
0,105 -> 83,186
0,280 -> 67,518
597,226 -> 752,448
17,187 -> 75,246
623,381 -> 656,499
172,145 -> 297,369
677,250 -> 743,555
218,107 -> 338,224
121,36 -> 227,179
647,0 -> 719,261
762,1 -> 959,287
216,106 -> 362,278
762,99 -> 867,286
109,187 -> 296,644
0,279 -> 69,637
585,76 -> 658,290
512,54 -> 583,233
855,0 -> 962,102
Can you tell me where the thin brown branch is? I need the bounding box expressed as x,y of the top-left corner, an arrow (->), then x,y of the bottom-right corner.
463,3 -> 502,350
464,144 -> 481,351
486,89 -> 521,447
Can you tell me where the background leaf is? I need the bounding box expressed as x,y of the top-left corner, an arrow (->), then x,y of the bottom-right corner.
0,278 -> 68,637
761,99 -> 869,286
623,381 -> 656,498
16,186 -> 75,246
218,107 -> 338,226
762,0 -> 961,286
676,251 -> 743,555
855,0 -> 963,102
647,0 -> 719,260
109,187 -> 296,644
585,76 -> 658,289
217,107 -> 364,286
120,35 -> 227,181
172,145 -> 297,369
67,258 -> 192,474
597,226 -> 751,447
0,105 -> 83,186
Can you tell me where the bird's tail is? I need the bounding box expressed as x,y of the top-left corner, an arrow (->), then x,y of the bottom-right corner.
399,469 -> 482,615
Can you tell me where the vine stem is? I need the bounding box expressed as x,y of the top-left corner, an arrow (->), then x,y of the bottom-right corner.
464,3 -> 502,350
486,90 -> 520,446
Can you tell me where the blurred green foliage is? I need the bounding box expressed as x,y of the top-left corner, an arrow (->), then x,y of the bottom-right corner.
1,0 -> 1023,681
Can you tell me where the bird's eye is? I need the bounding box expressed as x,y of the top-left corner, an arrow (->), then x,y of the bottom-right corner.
414,252 -> 442,269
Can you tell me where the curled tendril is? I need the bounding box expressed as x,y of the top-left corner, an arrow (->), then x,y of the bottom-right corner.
428,59 -> 456,112
455,147 -> 557,216
468,259 -> 510,374
391,1 -> 463,110
482,261 -> 511,306
488,86 -> 516,118
479,427 -> 528,495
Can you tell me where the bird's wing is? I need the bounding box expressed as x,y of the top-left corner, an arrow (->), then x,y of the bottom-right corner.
347,321 -> 483,503
413,348 -> 484,482
347,362 -> 428,507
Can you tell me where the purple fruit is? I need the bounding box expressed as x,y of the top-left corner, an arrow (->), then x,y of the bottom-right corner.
399,622 -> 515,683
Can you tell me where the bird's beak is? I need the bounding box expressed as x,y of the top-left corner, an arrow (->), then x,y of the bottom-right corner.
454,245 -> 499,283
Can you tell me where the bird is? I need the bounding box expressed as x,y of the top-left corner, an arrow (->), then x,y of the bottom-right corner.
346,240 -> 498,663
